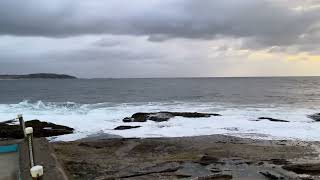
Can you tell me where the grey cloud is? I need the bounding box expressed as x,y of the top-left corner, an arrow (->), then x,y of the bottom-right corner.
93,38 -> 121,47
46,48 -> 164,63
147,35 -> 172,42
0,43 -> 168,78
0,0 -> 320,51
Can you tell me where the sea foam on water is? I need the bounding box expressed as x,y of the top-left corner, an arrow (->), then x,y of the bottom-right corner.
0,100 -> 319,141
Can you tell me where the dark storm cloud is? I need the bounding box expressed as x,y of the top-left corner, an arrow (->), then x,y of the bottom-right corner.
0,0 -> 320,50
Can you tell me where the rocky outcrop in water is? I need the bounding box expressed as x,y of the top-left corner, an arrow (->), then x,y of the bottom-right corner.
307,113 -> 320,121
256,117 -> 290,122
123,112 -> 222,123
114,125 -> 141,130
0,119 -> 74,139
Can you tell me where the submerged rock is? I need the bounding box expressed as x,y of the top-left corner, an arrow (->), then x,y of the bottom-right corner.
0,119 -> 74,139
114,125 -> 141,130
307,113 -> 320,121
257,117 -> 289,122
123,112 -> 222,123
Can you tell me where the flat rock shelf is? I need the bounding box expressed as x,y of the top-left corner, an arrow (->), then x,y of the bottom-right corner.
53,135 -> 320,180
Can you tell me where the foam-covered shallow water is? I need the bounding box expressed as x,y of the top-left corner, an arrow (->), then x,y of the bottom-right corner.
0,100 -> 319,141
1,77 -> 320,141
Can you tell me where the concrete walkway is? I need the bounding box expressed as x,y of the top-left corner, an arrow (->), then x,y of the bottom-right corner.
0,143 -> 20,180
0,152 -> 19,180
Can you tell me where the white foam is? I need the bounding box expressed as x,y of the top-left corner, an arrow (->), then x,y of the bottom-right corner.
1,100 -> 319,141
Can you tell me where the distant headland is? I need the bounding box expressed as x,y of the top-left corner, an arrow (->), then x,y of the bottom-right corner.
0,73 -> 77,79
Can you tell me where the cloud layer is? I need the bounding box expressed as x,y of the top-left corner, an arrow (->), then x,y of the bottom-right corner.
0,0 -> 319,77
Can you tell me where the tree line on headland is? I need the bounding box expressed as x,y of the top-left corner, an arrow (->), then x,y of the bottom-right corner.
0,73 -> 77,79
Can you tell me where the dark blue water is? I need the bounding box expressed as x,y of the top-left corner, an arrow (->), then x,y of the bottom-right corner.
0,77 -> 320,107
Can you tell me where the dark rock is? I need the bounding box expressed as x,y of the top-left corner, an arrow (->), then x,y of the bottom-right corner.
123,111 -> 222,123
0,119 -> 74,139
122,117 -> 133,123
257,117 -> 289,122
0,122 -> 24,139
131,113 -> 150,122
78,139 -> 127,149
257,162 -> 264,166
194,174 -> 233,180
259,171 -> 284,179
114,125 -> 141,130
1,119 -> 16,124
282,163 -> 320,175
307,113 -> 320,121
196,154 -> 223,166
148,112 -> 174,122
267,159 -> 291,165
171,112 -> 221,118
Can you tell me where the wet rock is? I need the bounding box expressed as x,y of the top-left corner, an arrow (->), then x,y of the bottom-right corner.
257,117 -> 289,122
117,162 -> 181,178
64,160 -> 103,179
114,125 -> 141,130
122,117 -> 133,123
307,113 -> 320,121
171,112 -> 221,118
259,171 -> 284,179
78,139 -> 127,149
0,119 -> 74,139
209,167 -> 222,173
131,112 -> 150,122
123,111 -> 222,123
196,154 -> 223,166
193,174 -> 233,180
267,159 -> 291,165
175,162 -> 212,177
282,163 -> 320,175
148,112 -> 174,122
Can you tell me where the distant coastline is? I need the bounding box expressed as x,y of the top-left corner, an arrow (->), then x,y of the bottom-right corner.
0,73 -> 77,80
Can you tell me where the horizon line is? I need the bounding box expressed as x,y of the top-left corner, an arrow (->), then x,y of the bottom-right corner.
81,75 -> 320,79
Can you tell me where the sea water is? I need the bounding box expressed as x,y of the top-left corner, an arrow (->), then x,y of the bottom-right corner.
0,77 -> 320,141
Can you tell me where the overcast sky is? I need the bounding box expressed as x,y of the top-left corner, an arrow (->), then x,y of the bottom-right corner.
0,0 -> 320,78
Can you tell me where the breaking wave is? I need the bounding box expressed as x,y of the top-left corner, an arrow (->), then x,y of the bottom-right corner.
1,100 -> 320,141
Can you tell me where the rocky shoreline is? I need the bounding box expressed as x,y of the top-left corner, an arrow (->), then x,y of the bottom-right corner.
53,135 -> 320,180
52,111 -> 320,179
3,111 -> 320,179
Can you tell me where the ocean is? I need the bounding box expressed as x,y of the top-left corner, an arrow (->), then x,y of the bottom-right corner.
1,77 -> 320,141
